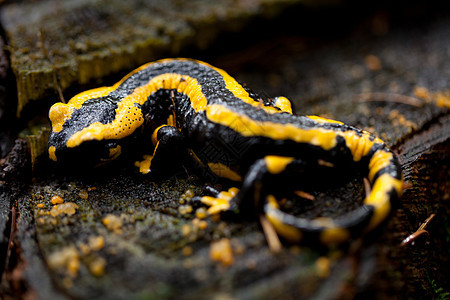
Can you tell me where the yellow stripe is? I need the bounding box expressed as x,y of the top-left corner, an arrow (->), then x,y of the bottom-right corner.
320,227 -> 350,244
108,145 -> 122,160
206,104 -> 340,150
265,195 -> 303,242
207,162 -> 242,182
365,173 -> 403,230
264,156 -> 294,174
48,146 -> 57,161
134,154 -> 153,174
151,125 -> 167,146
205,104 -> 385,162
307,115 -> 344,125
340,131 -> 382,162
368,150 -> 394,182
64,74 -> 207,148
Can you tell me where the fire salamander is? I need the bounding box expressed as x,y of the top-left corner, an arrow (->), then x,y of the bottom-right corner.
48,58 -> 403,245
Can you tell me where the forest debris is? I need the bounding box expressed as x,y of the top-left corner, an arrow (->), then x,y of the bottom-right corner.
259,215 -> 282,253
210,238 -> 234,267
102,214 -> 123,234
401,213 -> 435,247
47,245 -> 80,278
51,195 -> 64,205
50,202 -> 79,217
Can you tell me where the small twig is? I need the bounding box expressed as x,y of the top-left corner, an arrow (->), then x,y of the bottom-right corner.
294,190 -> 315,201
354,93 -> 423,107
4,205 -> 17,272
259,215 -> 282,253
401,213 -> 435,247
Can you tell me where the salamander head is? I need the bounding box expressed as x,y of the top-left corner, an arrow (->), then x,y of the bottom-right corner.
47,97 -> 131,167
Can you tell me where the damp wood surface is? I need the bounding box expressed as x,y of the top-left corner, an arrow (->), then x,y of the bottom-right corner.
0,0 -> 306,116
0,1 -> 450,299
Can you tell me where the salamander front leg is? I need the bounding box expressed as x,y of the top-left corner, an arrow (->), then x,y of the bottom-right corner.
135,125 -> 186,175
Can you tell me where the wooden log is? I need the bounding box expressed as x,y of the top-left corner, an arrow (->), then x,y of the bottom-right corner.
0,1 -> 449,299
0,0 -> 306,116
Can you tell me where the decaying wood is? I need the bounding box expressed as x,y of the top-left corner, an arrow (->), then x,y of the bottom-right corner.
0,1 -> 449,299
0,0 -> 305,116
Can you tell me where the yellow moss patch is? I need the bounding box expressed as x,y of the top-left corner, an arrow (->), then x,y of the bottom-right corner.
315,256 -> 331,278
78,190 -> 89,200
182,246 -> 193,256
50,202 -> 79,217
88,236 -> 105,251
102,214 -> 123,234
210,238 -> 234,267
88,257 -> 107,277
51,195 -> 64,205
47,245 -> 80,278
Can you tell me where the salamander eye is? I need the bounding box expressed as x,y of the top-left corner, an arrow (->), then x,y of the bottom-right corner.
101,142 -> 122,162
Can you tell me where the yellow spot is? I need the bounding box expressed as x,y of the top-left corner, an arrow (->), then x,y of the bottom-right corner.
88,236 -> 105,251
365,173 -> 403,231
184,189 -> 194,199
210,238 -> 234,267
135,154 -> 153,174
264,156 -> 294,174
47,246 -> 80,278
178,205 -> 193,215
102,214 -> 123,234
78,190 -> 89,200
51,195 -> 64,205
273,96 -> 293,114
315,257 -> 331,278
265,195 -> 303,243
196,207 -> 208,219
37,203 -> 44,208
50,202 -> 79,217
79,243 -> 91,255
182,246 -> 193,256
48,146 -> 57,161
181,224 -> 192,237
88,257 -> 106,277
433,90 -> 450,109
208,162 -> 242,181
198,220 -> 208,230
108,145 -> 122,160
413,86 -> 431,102
364,54 -> 382,71
320,227 -> 350,244
206,104 -> 339,150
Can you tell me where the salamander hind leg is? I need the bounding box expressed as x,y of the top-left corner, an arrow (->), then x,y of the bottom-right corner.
193,155 -> 313,219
